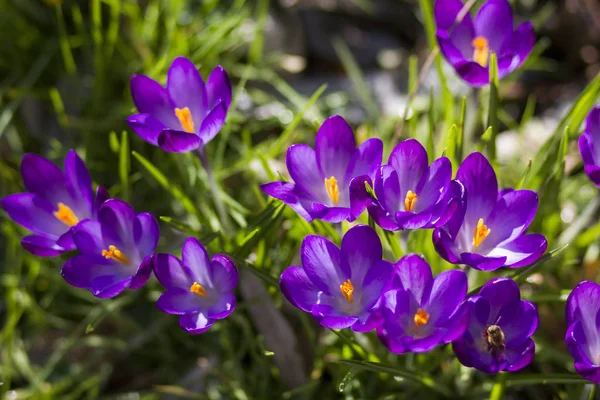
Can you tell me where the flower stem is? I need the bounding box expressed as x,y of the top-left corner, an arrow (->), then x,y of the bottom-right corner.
197,147 -> 233,236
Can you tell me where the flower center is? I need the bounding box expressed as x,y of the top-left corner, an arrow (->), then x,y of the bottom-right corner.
190,282 -> 208,297
473,218 -> 491,248
101,245 -> 131,264
175,107 -> 195,133
324,176 -> 340,206
404,190 -> 418,212
413,308 -> 430,328
340,279 -> 354,303
472,36 -> 490,67
54,202 -> 79,227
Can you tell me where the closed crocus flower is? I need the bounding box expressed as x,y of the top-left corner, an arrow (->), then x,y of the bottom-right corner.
452,278 -> 538,373
368,139 -> 461,230
61,199 -> 159,298
261,115 -> 383,223
435,0 -> 535,87
377,254 -> 469,353
433,152 -> 547,271
565,281 -> 600,384
280,225 -> 393,332
153,237 -> 238,334
1,151 -> 108,257
578,106 -> 600,187
127,56 -> 231,153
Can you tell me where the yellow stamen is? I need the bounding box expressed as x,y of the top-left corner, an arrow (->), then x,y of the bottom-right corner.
472,36 -> 490,67
340,279 -> 354,303
190,282 -> 208,297
413,308 -> 430,328
175,107 -> 195,133
53,202 -> 79,227
473,218 -> 491,248
101,245 -> 131,264
324,176 -> 340,206
404,190 -> 418,212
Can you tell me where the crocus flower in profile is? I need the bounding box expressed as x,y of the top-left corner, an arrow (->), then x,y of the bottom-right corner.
280,225 -> 393,332
433,152 -> 547,271
453,278 -> 538,373
579,106 -> 600,187
368,138 -> 461,230
435,0 -> 535,87
565,280 -> 600,383
261,115 -> 383,223
377,254 -> 469,353
127,56 -> 232,153
1,151 -> 108,257
153,237 -> 238,334
61,199 -> 159,298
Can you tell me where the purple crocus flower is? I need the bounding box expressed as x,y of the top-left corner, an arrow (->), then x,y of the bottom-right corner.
127,56 -> 232,153
452,277 -> 538,373
61,199 -> 159,298
578,106 -> 600,187
377,254 -> 469,353
435,0 -> 535,87
261,115 -> 383,223
565,280 -> 600,383
368,138 -> 461,230
153,237 -> 238,334
280,225 -> 393,332
1,150 -> 108,257
433,152 -> 547,271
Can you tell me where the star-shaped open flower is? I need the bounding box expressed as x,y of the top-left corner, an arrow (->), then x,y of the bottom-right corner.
377,254 -> 469,353
578,105 -> 600,187
435,0 -> 535,87
280,225 -> 393,332
433,152 -> 547,271
565,280 -> 600,384
127,56 -> 232,153
1,151 -> 108,257
261,115 -> 383,223
452,278 -> 538,373
61,199 -> 159,298
153,237 -> 238,334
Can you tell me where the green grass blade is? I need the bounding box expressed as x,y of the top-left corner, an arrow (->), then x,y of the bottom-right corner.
487,52 -> 499,163
119,131 -> 130,202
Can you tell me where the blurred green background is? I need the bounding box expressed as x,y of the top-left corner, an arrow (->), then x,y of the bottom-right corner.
2,0 -> 600,398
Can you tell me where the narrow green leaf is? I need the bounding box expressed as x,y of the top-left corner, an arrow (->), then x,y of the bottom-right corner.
505,373 -> 590,386
249,0 -> 269,63
516,159 -> 532,189
446,124 -> 458,169
489,372 -> 506,400
426,87 -> 436,162
55,4 -> 76,74
159,216 -> 201,236
487,52 -> 499,163
119,131 -> 130,202
457,95 -> 466,163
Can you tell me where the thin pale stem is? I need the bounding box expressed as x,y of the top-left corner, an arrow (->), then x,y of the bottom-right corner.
197,147 -> 233,236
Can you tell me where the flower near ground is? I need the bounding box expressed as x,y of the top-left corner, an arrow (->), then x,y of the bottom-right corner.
578,105 -> 600,187
377,254 -> 469,353
368,138 -> 462,230
261,115 -> 383,223
435,0 -> 535,87
279,225 -> 393,332
60,199 -> 159,298
127,56 -> 232,153
565,280 -> 600,384
1,150 -> 109,257
153,237 -> 238,334
433,152 -> 547,271
452,278 -> 538,373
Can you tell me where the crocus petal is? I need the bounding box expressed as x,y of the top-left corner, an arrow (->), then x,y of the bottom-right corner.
92,275 -> 133,298
20,153 -> 68,205
129,256 -> 153,290
432,228 -> 462,264
179,311 -> 213,334
182,237 -> 213,288
580,133 -> 597,166
437,29 -> 472,67
498,22 -> 535,78
63,150 -> 94,214
395,211 -> 434,230
1,193 -> 67,238
157,287 -> 207,314
441,302 -> 471,342
426,269 -> 468,325
207,292 -> 236,319
167,56 -> 208,124
315,115 -> 356,181
206,65 -> 232,110
301,234 -> 348,295
460,252 -> 507,271
311,304 -> 359,330
286,144 -> 326,201
485,233 -> 547,268
368,204 -> 400,231
21,235 -> 65,257
375,165 -> 401,213
157,129 -> 203,153
479,277 -> 521,319
505,338 -> 535,372
126,113 -> 167,146
130,74 -> 178,128
153,253 -> 195,289
341,225 -> 382,286
344,138 -> 383,183
133,212 -> 160,256
280,266 -> 324,312
72,219 -> 105,255
359,260 -> 394,310
434,0 -> 475,33
310,204 -> 351,223
61,254 -> 121,289
391,254 -> 433,304
566,281 -> 600,365
500,300 -> 538,346
260,182 -> 314,222
198,100 -> 227,144
348,175 -> 374,221
94,186 -> 110,217
415,157 -> 452,211
388,139 -> 428,195
211,254 -> 238,292
98,199 -> 136,250
566,320 -> 592,366
473,0 -> 514,52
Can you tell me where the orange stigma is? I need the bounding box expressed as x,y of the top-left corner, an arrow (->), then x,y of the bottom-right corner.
324,176 -> 340,205
54,202 -> 79,227
472,36 -> 490,67
340,279 -> 354,303
101,245 -> 131,264
175,107 -> 195,133
414,308 -> 430,328
190,282 -> 208,297
473,218 -> 491,248
404,190 -> 418,212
